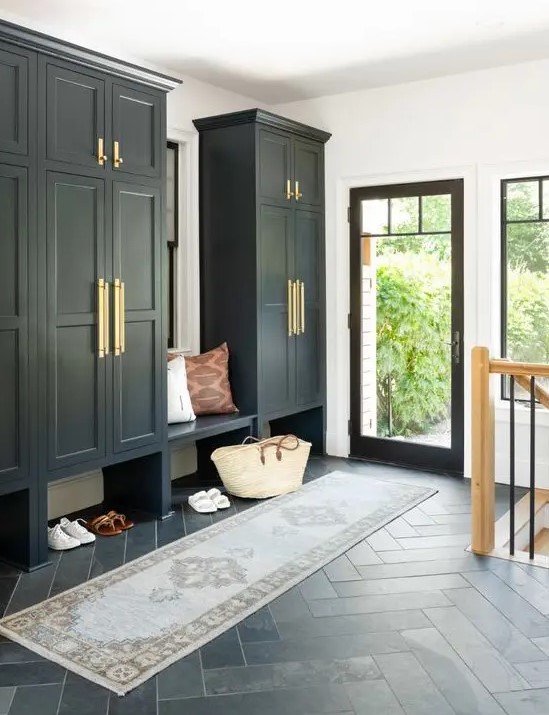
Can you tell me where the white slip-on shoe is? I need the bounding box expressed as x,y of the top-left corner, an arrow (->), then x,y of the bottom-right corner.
206,488 -> 231,509
48,524 -> 80,551
59,517 -> 96,545
188,491 -> 217,513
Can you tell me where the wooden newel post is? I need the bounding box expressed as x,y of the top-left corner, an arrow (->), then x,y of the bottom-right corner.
471,346 -> 495,554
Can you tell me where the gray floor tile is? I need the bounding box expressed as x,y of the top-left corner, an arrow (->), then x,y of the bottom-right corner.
238,607 -> 280,643
243,631 -> 408,665
58,677 -> 110,715
4,564 -> 57,616
396,534 -> 471,550
269,587 -> 310,622
366,528 -> 402,551
323,555 -> 362,582
333,573 -> 468,597
515,660 -> 549,688
488,561 -> 549,615
431,513 -> 473,525
200,627 -> 245,669
380,546 -> 469,563
346,541 -> 383,566
357,556 -> 487,580
463,571 -> 549,638
49,544 -> 96,596
308,590 -> 451,617
0,688 -> 13,715
531,637 -> 549,657
0,662 -> 65,688
385,518 -> 419,539
275,610 -> 431,640
424,606 -> 526,693
204,654 -> 381,695
496,689 -> 549,714
445,587 -> 548,663
402,627 -> 507,715
159,684 -> 353,715
414,523 -> 472,536
157,651 -> 204,700
107,679 -> 157,715
299,570 -> 338,600
402,508 -> 436,527
0,643 -> 44,665
344,680 -> 405,714
8,684 -> 62,715
374,652 -> 454,715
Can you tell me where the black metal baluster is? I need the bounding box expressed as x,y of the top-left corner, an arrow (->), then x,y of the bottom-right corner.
529,376 -> 536,559
509,376 -> 515,556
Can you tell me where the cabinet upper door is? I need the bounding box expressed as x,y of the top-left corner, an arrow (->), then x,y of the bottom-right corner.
258,129 -> 292,205
45,172 -> 107,471
295,210 -> 323,407
112,84 -> 162,177
112,181 -> 163,452
259,205 -> 296,416
293,139 -> 323,209
0,46 -> 31,157
0,165 -> 29,486
45,61 -> 105,169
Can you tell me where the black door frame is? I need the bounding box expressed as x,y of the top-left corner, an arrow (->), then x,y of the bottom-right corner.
349,178 -> 464,474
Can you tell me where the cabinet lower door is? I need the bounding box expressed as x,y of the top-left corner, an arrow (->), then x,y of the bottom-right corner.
112,84 -> 161,178
0,165 -> 29,485
112,182 -> 162,453
259,205 -> 296,415
46,173 -> 107,470
295,210 -> 323,406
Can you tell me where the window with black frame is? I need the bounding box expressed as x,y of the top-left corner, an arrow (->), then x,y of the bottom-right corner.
166,141 -> 179,348
501,176 -> 549,399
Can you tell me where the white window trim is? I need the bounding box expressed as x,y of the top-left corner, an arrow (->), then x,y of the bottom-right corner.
166,128 -> 200,355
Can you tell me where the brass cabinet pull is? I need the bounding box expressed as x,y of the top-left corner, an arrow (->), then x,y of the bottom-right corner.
300,280 -> 305,334
285,179 -> 294,200
113,141 -> 124,168
287,280 -> 293,336
295,180 -> 303,201
97,279 -> 105,358
114,279 -> 121,355
295,280 -> 301,335
97,137 -> 108,166
103,281 -> 110,355
292,280 -> 298,335
120,281 -> 125,354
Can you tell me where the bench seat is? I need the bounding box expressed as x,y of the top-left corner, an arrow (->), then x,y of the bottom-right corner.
167,414 -> 257,448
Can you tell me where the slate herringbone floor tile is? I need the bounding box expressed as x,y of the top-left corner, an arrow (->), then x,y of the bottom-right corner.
0,457 -> 547,714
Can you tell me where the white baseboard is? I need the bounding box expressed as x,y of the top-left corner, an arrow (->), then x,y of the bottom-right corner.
47,446 -> 197,520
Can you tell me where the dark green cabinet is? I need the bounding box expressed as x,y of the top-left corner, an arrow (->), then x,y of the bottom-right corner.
112,85 -> 162,178
0,164 -> 29,484
0,44 -> 31,157
195,109 -> 330,445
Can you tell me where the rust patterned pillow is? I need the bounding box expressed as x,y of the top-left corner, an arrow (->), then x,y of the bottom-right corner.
183,343 -> 238,415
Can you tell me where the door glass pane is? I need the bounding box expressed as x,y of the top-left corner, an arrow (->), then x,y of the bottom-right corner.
506,181 -> 539,221
421,194 -> 451,232
390,197 -> 418,234
362,199 -> 388,235
360,196 -> 452,447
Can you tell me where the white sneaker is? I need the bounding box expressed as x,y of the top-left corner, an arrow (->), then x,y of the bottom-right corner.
48,524 -> 80,551
59,517 -> 96,545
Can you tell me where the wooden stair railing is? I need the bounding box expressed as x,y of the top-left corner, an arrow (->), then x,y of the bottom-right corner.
471,347 -> 549,558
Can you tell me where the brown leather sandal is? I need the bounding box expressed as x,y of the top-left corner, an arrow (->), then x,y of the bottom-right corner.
107,511 -> 134,530
85,514 -> 122,537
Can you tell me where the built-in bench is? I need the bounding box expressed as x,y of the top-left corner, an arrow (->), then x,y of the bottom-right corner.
168,413 -> 257,489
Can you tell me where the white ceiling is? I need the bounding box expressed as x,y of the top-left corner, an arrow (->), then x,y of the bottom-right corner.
3,0 -> 549,103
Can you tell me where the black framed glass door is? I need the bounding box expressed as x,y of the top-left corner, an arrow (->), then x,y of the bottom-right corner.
349,179 -> 464,473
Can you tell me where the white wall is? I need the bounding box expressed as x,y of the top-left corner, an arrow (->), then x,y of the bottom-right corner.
272,58 -> 549,487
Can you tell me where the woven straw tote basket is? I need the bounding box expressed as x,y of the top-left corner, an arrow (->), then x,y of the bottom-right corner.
211,434 -> 311,498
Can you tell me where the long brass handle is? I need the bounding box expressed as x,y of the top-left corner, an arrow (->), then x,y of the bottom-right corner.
300,280 -> 305,334
120,281 -> 125,354
285,179 -> 294,200
287,280 -> 293,336
295,180 -> 303,201
97,279 -> 105,358
103,281 -> 110,355
97,137 -> 108,166
295,280 -> 301,335
114,279 -> 121,356
292,280 -> 298,335
113,141 -> 124,168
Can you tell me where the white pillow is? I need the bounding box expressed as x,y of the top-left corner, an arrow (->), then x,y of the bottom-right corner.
167,356 -> 196,423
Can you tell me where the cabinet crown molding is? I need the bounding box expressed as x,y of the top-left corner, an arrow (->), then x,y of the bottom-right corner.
0,19 -> 181,92
193,108 -> 331,144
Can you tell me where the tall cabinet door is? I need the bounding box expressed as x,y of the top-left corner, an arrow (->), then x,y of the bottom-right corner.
44,61 -> 105,169
112,181 -> 162,452
0,46 -> 30,157
258,129 -> 292,205
112,84 -> 161,178
0,165 -> 29,485
295,210 -> 323,407
46,173 -> 107,470
259,205 -> 296,415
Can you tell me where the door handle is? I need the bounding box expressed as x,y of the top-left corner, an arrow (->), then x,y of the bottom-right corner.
287,280 -> 294,336
103,280 -> 110,356
120,281 -> 125,354
300,280 -> 305,334
285,179 -> 294,200
97,137 -> 108,166
113,140 -> 124,168
295,281 -> 301,335
97,279 -> 105,358
295,180 -> 303,201
114,279 -> 121,355
292,280 -> 298,335
445,331 -> 461,364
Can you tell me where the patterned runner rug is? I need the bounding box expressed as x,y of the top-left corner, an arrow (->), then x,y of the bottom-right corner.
0,471 -> 435,695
